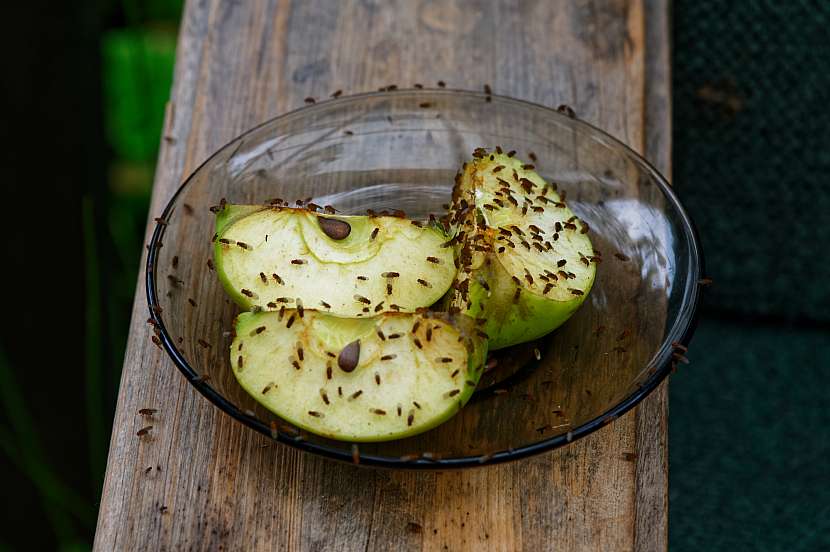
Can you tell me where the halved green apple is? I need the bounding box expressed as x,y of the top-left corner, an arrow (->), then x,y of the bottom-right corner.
231,309 -> 487,441
446,150 -> 598,349
214,206 -> 456,317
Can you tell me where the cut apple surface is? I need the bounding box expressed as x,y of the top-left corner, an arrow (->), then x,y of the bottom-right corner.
231,309 -> 487,442
214,206 -> 456,317
446,150 -> 597,349
210,148 -> 598,442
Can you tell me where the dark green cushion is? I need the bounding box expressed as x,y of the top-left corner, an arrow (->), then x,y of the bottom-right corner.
672,2 -> 830,548
674,2 -> 830,322
669,317 -> 830,550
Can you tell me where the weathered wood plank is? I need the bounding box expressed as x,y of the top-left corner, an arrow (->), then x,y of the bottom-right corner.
635,1 -> 671,549
94,1 -> 671,550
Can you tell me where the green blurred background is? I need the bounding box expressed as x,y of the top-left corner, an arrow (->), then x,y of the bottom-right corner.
1,2 -> 827,550
2,2 -> 181,550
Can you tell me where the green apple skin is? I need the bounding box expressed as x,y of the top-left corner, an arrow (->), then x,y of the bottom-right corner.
460,253 -> 591,350
215,204 -> 266,234
448,152 -> 596,349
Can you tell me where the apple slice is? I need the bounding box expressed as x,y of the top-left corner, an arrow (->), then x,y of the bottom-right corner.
446,149 -> 598,349
214,206 -> 456,317
231,309 -> 487,442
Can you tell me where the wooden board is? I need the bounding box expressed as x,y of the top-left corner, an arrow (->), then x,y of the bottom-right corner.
94,1 -> 671,550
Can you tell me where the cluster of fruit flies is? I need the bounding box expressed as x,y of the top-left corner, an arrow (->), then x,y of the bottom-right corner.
236,306 -> 468,430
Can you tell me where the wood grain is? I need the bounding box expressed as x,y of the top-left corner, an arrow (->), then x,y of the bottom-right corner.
635,2 -> 672,550
94,1 -> 671,550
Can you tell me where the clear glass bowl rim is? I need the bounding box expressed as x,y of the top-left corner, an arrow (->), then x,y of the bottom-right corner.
145,88 -> 705,469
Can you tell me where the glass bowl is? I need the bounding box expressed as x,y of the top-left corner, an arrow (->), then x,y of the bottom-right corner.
146,89 -> 702,468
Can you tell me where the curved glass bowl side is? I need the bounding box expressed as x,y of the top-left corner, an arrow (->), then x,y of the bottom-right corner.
145,89 -> 703,469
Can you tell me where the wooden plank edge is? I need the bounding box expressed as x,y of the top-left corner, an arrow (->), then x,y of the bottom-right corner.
92,0 -> 212,548
634,0 -> 672,550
